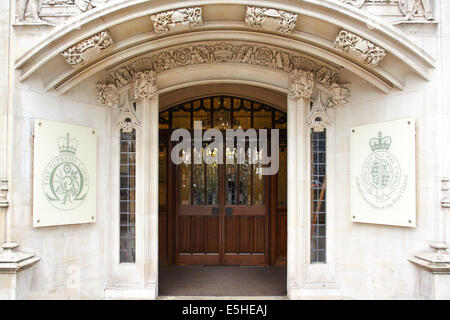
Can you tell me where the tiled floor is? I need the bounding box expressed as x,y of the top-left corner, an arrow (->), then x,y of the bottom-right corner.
159,266 -> 287,296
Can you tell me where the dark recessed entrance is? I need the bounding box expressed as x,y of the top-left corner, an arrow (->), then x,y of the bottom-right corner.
158,95 -> 287,295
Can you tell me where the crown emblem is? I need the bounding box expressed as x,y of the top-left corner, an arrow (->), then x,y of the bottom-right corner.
369,131 -> 391,151
57,133 -> 78,154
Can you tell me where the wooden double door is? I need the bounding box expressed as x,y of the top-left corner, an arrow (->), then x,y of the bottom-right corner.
175,138 -> 269,266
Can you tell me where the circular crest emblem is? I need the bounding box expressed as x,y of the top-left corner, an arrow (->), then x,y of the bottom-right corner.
42,133 -> 89,211
359,132 -> 402,206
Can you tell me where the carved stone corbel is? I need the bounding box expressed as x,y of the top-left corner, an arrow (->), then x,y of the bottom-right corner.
306,97 -> 332,133
289,69 -> 315,100
62,30 -> 114,67
96,83 -> 119,108
151,7 -> 203,34
245,6 -> 298,34
115,94 -> 141,133
328,82 -> 351,107
334,30 -> 386,67
134,70 -> 157,101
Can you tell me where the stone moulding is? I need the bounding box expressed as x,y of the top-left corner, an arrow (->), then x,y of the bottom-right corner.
150,7 -> 203,34
334,30 -> 386,67
245,6 -> 298,34
95,41 -> 347,107
61,30 -> 114,67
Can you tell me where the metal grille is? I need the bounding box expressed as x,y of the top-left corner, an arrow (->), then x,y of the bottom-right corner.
120,129 -> 136,263
311,130 -> 326,263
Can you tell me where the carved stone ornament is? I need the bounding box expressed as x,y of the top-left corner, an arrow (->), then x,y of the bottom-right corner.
134,70 -> 157,100
96,83 -> 119,108
339,0 -> 435,22
151,7 -> 203,34
115,94 -> 141,133
245,6 -> 298,34
306,97 -> 332,133
340,0 -> 366,8
289,69 -> 315,100
62,31 -> 114,67
442,177 -> 450,208
15,0 -> 110,25
98,41 -> 348,105
0,178 -> 8,208
334,30 -> 386,67
328,82 -> 351,107
399,0 -> 434,21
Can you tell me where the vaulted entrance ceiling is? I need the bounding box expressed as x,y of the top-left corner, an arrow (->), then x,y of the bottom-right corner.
15,0 -> 434,100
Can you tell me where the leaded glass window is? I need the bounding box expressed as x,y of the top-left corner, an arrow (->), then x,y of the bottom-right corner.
311,130 -> 326,263
120,129 -> 136,263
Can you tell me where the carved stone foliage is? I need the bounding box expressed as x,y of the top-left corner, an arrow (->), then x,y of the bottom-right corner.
105,41 -> 337,86
245,6 -> 298,34
306,97 -> 332,133
96,83 -> 119,108
151,7 -> 203,34
328,82 -> 351,107
15,0 -> 110,25
289,69 -> 315,100
97,41 -> 348,107
115,95 -> 141,133
134,71 -> 157,100
62,30 -> 114,67
334,30 -> 386,67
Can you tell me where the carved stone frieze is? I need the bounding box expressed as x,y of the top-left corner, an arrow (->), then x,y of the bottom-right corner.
62,30 -> 114,67
245,6 -> 298,34
306,97 -> 332,132
115,95 -> 141,133
96,83 -> 119,108
328,82 -> 351,107
134,71 -> 157,100
97,41 -> 348,107
105,41 -> 333,87
151,7 -> 203,34
289,69 -> 315,100
334,30 -> 386,67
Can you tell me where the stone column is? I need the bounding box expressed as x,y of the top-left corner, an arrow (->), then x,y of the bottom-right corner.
408,0 -> 450,299
0,1 -> 40,299
134,71 -> 159,298
287,69 -> 314,299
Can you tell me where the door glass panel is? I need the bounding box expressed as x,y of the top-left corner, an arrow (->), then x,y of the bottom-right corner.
253,109 -> 272,129
206,145 -> 219,205
192,146 -> 205,205
253,148 -> 264,205
172,108 -> 191,129
179,148 -> 191,205
238,146 -> 251,205
226,147 -> 237,205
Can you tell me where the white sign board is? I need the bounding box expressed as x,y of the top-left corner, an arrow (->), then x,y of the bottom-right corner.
33,119 -> 97,227
350,118 -> 416,227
